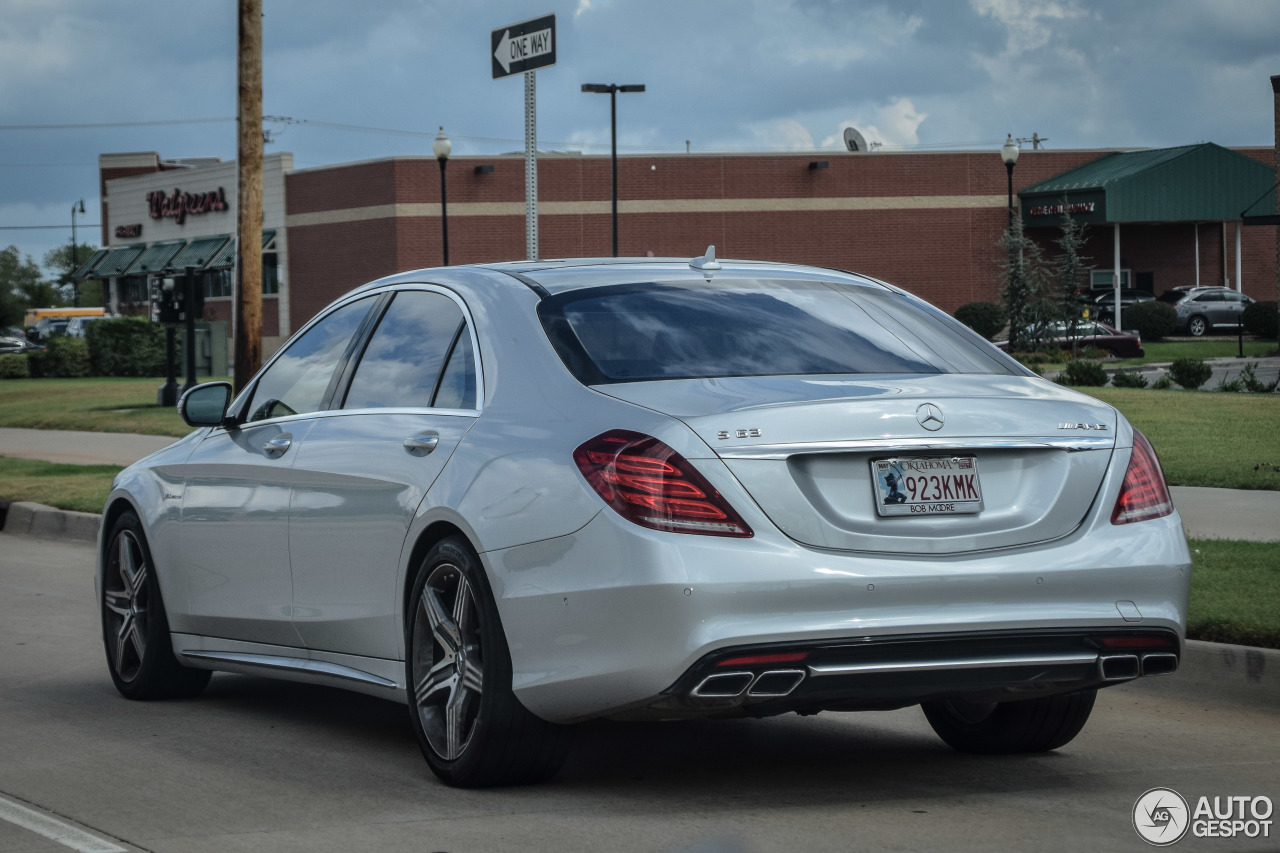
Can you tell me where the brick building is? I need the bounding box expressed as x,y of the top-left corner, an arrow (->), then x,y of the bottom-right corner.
81,144 -> 1277,357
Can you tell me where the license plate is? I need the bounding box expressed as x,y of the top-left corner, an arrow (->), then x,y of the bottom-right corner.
872,457 -> 984,517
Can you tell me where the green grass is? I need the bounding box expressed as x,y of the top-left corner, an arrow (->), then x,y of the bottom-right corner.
1187,538 -> 1280,650
0,377 -> 219,437
0,456 -> 122,514
1075,387 -> 1280,491
1116,339 -> 1276,366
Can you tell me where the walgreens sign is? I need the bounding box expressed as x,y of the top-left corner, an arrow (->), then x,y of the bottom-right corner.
147,187 -> 229,225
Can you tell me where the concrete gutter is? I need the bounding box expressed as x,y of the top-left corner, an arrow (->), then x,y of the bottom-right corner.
1,500 -> 1274,713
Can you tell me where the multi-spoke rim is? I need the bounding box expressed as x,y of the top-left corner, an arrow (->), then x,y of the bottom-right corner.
103,529 -> 149,682
411,561 -> 484,761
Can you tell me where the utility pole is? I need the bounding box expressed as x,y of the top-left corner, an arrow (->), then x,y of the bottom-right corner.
234,0 -> 264,393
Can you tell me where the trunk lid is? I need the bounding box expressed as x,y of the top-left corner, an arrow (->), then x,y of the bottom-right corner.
597,374 -> 1117,555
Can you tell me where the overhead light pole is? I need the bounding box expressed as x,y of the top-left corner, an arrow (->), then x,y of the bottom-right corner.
70,198 -> 85,306
433,126 -> 452,265
582,83 -> 645,257
1000,134 -> 1020,229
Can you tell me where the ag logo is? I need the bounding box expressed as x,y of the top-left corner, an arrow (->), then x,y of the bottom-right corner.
1134,787 -> 1190,845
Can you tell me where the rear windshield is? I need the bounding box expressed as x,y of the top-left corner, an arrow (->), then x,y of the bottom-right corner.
537,278 -> 1020,384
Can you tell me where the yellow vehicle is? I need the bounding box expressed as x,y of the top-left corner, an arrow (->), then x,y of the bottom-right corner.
23,307 -> 105,328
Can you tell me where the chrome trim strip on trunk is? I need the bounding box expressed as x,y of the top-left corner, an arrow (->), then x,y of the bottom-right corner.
180,650 -> 398,688
716,436 -> 1114,460
807,651 -> 1099,677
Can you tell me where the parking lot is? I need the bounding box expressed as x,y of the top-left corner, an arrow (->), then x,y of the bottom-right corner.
2,532 -> 1277,853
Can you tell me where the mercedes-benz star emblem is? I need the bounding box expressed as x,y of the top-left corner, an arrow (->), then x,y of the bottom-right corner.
916,403 -> 944,431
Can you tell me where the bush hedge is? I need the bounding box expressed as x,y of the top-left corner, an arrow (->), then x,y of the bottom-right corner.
954,302 -> 1008,340
85,318 -> 167,377
29,336 -> 90,378
1169,357 -> 1213,390
1242,301 -> 1278,340
1055,359 -> 1108,387
1122,300 -> 1177,341
1110,369 -> 1148,389
0,353 -> 30,379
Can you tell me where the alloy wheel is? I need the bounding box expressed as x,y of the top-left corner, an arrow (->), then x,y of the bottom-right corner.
103,529 -> 150,682
411,561 -> 485,761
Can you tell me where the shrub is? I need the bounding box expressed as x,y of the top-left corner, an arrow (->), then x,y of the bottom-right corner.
1111,369 -> 1148,389
1242,301 -> 1278,340
1122,300 -> 1177,341
954,302 -> 1008,340
1239,362 -> 1279,393
1055,359 -> 1108,386
0,353 -> 30,379
86,317 -> 166,377
1216,376 -> 1244,393
1152,375 -> 1173,390
1169,357 -> 1212,390
36,336 -> 90,377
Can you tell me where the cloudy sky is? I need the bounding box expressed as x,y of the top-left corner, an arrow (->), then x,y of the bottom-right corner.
3,0 -> 1279,271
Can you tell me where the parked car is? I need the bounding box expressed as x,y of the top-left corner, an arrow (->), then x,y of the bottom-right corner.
1,334 -> 44,355
995,321 -> 1145,359
65,315 -> 105,337
27,317 -> 70,342
98,252 -> 1190,787
1091,289 -> 1154,326
1158,286 -> 1255,336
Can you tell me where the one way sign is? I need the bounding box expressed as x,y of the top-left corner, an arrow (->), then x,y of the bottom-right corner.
491,14 -> 556,79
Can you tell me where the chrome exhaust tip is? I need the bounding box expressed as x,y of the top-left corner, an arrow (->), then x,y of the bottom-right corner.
1099,654 -> 1140,681
692,671 -> 754,698
1141,653 -> 1179,676
748,669 -> 806,698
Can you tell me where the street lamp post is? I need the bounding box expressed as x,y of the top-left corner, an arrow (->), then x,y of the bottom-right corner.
433,127 -> 451,265
70,198 -> 85,306
1000,134 -> 1019,229
582,83 -> 645,257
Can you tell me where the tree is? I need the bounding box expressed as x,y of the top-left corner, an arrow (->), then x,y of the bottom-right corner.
1053,209 -> 1090,352
998,216 -> 1052,351
43,243 -> 104,307
0,245 -> 58,328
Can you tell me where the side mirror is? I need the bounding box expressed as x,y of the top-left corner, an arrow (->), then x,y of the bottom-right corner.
178,381 -> 234,428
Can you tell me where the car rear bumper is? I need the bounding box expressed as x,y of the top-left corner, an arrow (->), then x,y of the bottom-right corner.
486,509 -> 1192,723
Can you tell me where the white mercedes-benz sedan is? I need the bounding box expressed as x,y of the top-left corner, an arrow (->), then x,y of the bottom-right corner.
98,251 -> 1191,787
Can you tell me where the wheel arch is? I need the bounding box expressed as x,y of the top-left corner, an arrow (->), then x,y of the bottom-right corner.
401,520 -> 475,629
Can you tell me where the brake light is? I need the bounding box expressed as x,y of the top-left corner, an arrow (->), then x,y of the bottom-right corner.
1111,429 -> 1174,525
574,430 -> 753,537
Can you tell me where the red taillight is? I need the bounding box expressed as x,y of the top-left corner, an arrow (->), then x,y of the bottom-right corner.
1111,429 -> 1174,525
574,430 -> 753,538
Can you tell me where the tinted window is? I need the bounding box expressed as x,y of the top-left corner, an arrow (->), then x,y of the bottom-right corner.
343,290 -> 464,409
539,279 -> 1019,384
246,297 -> 375,422
433,325 -> 477,409
1193,292 -> 1222,303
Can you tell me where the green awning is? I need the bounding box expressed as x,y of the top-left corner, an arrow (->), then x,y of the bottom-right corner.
89,244 -> 147,279
70,248 -> 109,281
168,235 -> 231,272
1020,143 -> 1277,227
208,230 -> 277,269
126,239 -> 187,276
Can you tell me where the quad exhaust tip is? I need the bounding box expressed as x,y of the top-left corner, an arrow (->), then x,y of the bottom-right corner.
1099,654 -> 1140,681
1141,653 -> 1178,677
692,669 -> 807,700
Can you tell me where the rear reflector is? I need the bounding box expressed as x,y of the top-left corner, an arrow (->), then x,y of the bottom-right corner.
717,652 -> 810,667
1098,635 -> 1174,648
574,430 -> 753,537
1111,429 -> 1174,525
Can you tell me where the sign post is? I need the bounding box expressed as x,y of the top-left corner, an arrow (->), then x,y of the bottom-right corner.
492,14 -> 556,261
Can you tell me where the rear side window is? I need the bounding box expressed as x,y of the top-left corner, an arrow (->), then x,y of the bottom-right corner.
538,278 -> 1017,385
343,290 -> 466,409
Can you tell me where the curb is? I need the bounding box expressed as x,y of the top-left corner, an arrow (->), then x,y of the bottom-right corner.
2,501 -> 101,545
2,503 -> 1276,711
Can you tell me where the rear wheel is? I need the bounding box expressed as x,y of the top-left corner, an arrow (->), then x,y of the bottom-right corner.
406,536 -> 573,787
922,689 -> 1096,754
1188,315 -> 1208,337
101,511 -> 211,700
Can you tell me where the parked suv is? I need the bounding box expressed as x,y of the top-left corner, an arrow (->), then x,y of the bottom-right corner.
1158,287 -> 1255,337
1092,289 -> 1154,326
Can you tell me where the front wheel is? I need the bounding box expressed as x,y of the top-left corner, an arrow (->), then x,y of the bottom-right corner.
1187,315 -> 1208,337
406,536 -> 573,787
922,689 -> 1096,754
101,511 -> 211,700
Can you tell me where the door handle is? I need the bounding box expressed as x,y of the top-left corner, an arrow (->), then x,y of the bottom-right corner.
263,434 -> 293,458
403,433 -> 440,455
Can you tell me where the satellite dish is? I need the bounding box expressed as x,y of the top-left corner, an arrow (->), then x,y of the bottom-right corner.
843,126 -> 868,153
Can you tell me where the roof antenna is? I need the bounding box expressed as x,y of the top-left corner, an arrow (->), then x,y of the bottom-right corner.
690,245 -> 722,278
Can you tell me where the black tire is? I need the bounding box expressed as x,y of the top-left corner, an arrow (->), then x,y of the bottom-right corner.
922,689 -> 1097,754
1188,315 -> 1208,337
406,536 -> 574,787
101,511 -> 211,700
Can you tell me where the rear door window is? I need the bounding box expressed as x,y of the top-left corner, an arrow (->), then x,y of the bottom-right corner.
342,290 -> 467,409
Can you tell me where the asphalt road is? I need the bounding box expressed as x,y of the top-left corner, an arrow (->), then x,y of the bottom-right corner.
2,533 -> 1277,853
